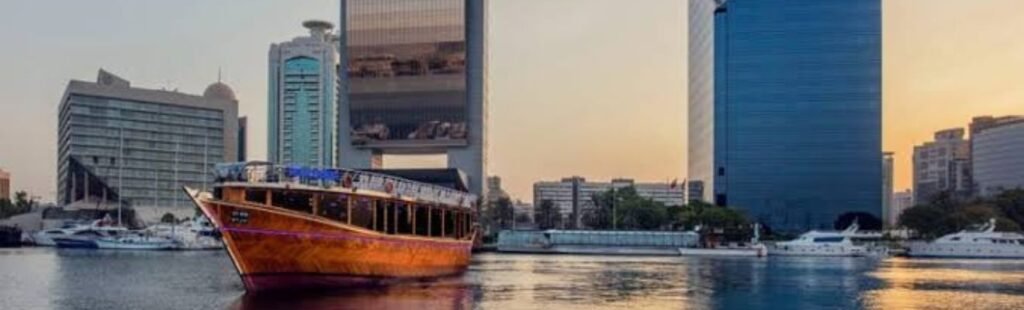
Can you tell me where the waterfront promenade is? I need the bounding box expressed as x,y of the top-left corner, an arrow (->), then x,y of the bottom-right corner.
2,248 -> 1024,309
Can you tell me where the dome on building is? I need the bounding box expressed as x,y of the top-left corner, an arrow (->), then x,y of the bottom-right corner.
203,82 -> 236,101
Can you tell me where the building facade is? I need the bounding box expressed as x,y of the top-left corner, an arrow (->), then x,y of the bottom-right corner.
533,177 -> 685,228
971,117 -> 1024,197
0,169 -> 9,201
913,128 -> 971,203
58,70 -> 238,220
268,21 -> 340,167
337,0 -> 489,196
889,189 -> 914,227
687,0 -> 883,230
882,152 -> 894,227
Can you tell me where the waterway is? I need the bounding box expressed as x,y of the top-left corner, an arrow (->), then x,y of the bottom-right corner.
2,248 -> 1024,309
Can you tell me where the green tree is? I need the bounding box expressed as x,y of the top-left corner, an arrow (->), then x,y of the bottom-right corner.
535,199 -> 561,230
993,189 -> 1024,227
487,197 -> 515,230
585,187 -> 669,230
160,212 -> 177,224
1,191 -> 34,219
667,201 -> 748,231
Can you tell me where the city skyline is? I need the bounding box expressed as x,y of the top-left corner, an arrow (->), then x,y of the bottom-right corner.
1,0 -> 1023,203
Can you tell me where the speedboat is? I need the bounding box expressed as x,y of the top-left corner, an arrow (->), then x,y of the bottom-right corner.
95,233 -> 179,250
906,218 -> 1024,259
769,222 -> 883,257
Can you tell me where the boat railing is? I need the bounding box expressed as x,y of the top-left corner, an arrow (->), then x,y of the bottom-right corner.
213,162 -> 477,209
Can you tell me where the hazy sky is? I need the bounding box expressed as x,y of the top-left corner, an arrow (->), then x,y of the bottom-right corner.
0,0 -> 1022,203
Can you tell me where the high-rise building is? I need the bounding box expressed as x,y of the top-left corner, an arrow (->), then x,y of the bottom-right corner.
58,70 -> 239,220
913,128 -> 971,203
0,168 -> 9,201
889,189 -> 914,226
971,116 -> 1024,197
268,21 -> 340,167
882,152 -> 894,227
338,0 -> 488,196
687,0 -> 883,230
533,177 -> 685,228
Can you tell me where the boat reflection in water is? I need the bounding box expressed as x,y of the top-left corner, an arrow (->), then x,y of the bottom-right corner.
229,277 -> 473,310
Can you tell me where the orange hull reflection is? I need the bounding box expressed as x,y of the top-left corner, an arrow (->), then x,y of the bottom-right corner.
195,200 -> 474,291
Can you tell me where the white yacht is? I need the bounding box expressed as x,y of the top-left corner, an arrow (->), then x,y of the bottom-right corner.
907,219 -> 1024,259
33,219 -> 127,247
769,222 -> 883,257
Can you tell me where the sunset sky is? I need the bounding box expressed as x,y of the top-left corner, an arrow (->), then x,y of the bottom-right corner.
0,0 -> 1022,202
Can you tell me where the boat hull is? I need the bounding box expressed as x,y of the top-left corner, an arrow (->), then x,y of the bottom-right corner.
53,237 -> 99,249
906,242 -> 1024,259
191,197 -> 474,291
95,240 -> 178,251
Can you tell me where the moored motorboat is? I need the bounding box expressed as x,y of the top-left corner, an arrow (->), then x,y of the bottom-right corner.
186,162 -> 479,291
769,222 -> 883,257
906,219 -> 1024,259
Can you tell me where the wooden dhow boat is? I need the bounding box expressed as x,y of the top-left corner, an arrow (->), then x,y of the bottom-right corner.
184,162 -> 479,291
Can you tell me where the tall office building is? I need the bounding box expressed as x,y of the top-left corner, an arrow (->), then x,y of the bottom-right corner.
971,116 -> 1024,197
913,128 -> 971,203
268,21 -> 340,167
0,169 -> 9,201
338,0 -> 489,196
534,177 -> 685,228
882,152 -> 894,227
688,0 -> 883,230
58,70 -> 239,220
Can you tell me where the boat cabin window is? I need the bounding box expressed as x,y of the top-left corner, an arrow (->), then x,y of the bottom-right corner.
394,202 -> 413,235
446,210 -> 457,239
318,194 -> 349,223
271,190 -> 313,214
812,237 -> 844,243
350,198 -> 374,230
950,237 -> 960,241
430,208 -> 444,237
414,205 -> 429,236
245,189 -> 266,205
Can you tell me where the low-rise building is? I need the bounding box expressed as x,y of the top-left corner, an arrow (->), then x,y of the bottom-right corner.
0,169 -> 9,201
533,177 -> 685,228
889,189 -> 914,227
913,128 -> 971,203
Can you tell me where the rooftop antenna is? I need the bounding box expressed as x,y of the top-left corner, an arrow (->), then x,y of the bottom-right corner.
218,67 -> 223,83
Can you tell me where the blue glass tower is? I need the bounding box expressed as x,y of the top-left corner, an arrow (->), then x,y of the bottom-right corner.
688,0 -> 882,231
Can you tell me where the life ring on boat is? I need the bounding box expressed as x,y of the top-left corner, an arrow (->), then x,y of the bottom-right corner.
384,181 -> 395,194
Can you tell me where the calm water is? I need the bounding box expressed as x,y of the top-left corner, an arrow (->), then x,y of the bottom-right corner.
2,248 -> 1024,309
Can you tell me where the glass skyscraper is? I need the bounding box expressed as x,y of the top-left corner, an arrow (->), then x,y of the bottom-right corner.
688,0 -> 882,231
268,21 -> 340,168
338,0 -> 488,195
